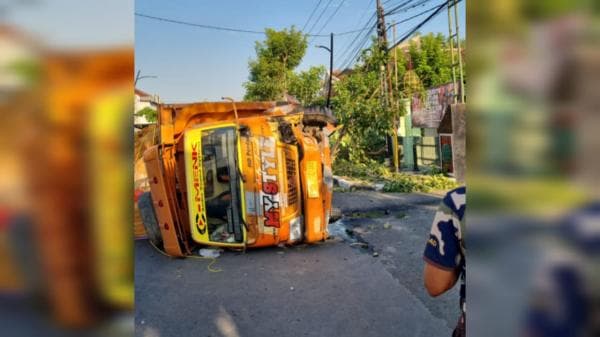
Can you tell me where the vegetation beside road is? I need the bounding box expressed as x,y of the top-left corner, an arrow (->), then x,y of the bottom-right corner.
334,159 -> 457,193
243,28 -> 463,193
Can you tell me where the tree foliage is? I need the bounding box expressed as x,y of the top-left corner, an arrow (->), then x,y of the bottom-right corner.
244,27 -> 308,101
331,40 -> 393,162
288,65 -> 327,106
243,29 -> 464,176
135,106 -> 157,123
332,33 -> 464,164
407,33 -> 453,88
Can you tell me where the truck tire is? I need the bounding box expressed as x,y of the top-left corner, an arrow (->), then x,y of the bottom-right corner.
303,107 -> 337,127
137,192 -> 162,246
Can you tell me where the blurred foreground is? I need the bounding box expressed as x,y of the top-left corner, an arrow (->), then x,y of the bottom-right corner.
0,0 -> 599,336
0,2 -> 133,336
468,1 -> 599,336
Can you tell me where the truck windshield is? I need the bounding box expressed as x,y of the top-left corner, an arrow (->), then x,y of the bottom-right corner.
200,127 -> 243,243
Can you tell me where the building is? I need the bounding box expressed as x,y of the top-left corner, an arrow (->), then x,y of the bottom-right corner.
0,24 -> 39,101
134,88 -> 159,128
407,82 -> 462,175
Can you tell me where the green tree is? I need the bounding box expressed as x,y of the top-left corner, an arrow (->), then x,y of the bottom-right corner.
288,65 -> 327,106
331,40 -> 393,161
135,106 -> 157,123
407,33 -> 453,89
332,33 -> 464,163
244,27 -> 308,101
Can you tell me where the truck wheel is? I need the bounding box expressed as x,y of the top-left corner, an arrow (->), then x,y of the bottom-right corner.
303,107 -> 337,127
137,192 -> 162,246
329,207 -> 343,222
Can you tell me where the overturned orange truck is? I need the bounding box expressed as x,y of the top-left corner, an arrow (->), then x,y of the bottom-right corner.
139,100 -> 337,256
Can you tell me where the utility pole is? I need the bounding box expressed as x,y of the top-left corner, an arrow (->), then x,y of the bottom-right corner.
376,0 -> 399,172
328,32 -> 333,108
393,22 -> 398,93
447,0 -> 465,103
375,0 -> 387,49
317,33 -> 334,108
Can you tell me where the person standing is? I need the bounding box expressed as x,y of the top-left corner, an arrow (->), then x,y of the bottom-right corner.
423,186 -> 466,337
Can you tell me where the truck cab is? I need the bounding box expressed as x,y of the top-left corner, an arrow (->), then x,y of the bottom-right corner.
141,101 -> 335,256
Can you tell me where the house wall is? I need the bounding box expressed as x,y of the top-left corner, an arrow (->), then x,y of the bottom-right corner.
134,94 -> 156,125
0,34 -> 36,90
416,128 -> 440,167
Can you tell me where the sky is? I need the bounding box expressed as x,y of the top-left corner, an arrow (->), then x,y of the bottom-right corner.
5,0 -> 133,48
135,0 -> 465,102
4,0 -> 464,103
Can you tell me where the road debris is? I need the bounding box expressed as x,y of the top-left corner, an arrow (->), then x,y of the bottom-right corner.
373,183 -> 385,191
198,248 -> 222,258
327,219 -> 355,242
333,176 -> 384,192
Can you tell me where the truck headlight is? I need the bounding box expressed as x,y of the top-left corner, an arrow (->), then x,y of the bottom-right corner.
289,216 -> 304,242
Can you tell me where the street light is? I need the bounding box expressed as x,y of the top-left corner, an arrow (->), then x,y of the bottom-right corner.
316,33 -> 333,108
135,70 -> 158,85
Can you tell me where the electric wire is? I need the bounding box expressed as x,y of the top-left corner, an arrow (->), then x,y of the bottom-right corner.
305,0 -> 335,36
385,3 -> 441,31
346,28 -> 375,68
384,0 -> 415,15
335,13 -> 376,68
136,12 -> 371,38
388,0 -> 458,51
136,12 -> 267,35
358,0 -> 376,23
312,0 -> 347,38
301,0 -> 324,32
385,0 -> 434,16
339,23 -> 376,70
338,24 -> 375,69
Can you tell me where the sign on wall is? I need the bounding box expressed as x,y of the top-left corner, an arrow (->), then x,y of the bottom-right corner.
411,83 -> 457,128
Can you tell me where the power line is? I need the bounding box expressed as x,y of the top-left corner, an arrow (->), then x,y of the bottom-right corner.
339,23 -> 376,70
346,30 -> 375,69
339,22 -> 375,69
336,25 -> 375,36
305,0 -> 334,36
333,0 -> 374,38
313,0 -> 347,37
335,13 -> 376,67
359,0 -> 376,23
387,0 -> 454,51
336,25 -> 373,68
384,0 -> 415,16
301,0 -> 324,32
381,0 -> 410,6
385,0 -> 434,16
136,12 -> 374,38
135,12 -> 267,35
385,3 -> 440,30
340,0 -> 458,69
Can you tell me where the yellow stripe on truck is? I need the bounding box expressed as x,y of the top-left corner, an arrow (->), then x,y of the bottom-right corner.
306,160 -> 320,198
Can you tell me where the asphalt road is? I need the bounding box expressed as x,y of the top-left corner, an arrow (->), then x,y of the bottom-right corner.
135,191 -> 460,337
